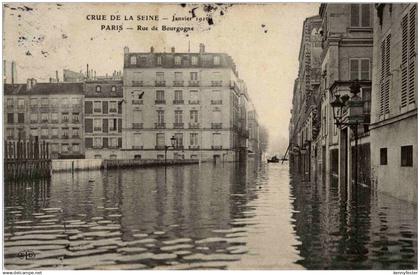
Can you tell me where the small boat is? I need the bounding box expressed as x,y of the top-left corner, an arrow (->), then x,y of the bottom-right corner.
267,156 -> 280,163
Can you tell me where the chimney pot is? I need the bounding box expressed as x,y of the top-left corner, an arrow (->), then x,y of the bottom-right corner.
150,46 -> 154,53
124,46 -> 129,54
171,47 -> 175,53
199,43 -> 205,53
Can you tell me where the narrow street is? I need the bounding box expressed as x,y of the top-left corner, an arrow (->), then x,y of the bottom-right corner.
4,162 -> 417,269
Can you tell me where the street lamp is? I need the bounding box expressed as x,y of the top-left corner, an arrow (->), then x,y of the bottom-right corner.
329,81 -> 365,187
164,136 -> 176,166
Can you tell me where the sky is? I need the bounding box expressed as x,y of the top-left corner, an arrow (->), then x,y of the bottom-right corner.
3,3 -> 319,154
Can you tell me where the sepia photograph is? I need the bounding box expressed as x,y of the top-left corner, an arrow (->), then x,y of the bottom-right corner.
1,1 -> 418,272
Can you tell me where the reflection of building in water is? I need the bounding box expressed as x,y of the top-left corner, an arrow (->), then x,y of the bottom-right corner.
121,44 -> 257,162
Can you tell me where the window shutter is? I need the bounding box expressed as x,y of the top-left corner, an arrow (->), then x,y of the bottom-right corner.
103,137 -> 108,148
350,59 -> 359,80
118,118 -> 122,132
102,101 -> 108,114
350,4 -> 360,27
85,137 -> 93,149
85,118 -> 93,133
103,119 -> 108,133
360,59 -> 370,80
85,101 -> 92,114
384,34 -> 390,114
408,5 -> 417,105
118,138 -> 122,148
401,14 -> 409,108
118,102 -> 122,114
361,4 -> 370,27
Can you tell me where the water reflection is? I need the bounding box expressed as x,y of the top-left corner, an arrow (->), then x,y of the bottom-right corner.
290,174 -> 417,269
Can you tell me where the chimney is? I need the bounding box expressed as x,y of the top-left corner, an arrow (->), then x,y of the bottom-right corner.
56,70 -> 59,82
171,47 -> 175,53
94,71 -> 96,79
150,46 -> 154,53
26,78 -> 36,91
87,64 -> 89,79
199,43 -> 205,53
124,46 -> 129,54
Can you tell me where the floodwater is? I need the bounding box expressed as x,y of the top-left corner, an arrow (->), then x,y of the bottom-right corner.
3,162 -> 417,270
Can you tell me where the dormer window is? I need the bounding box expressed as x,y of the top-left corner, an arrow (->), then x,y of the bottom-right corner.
175,56 -> 181,65
96,85 -> 101,93
191,56 -> 198,65
111,85 -> 116,92
213,56 -> 220,65
130,56 -> 137,65
157,56 -> 162,65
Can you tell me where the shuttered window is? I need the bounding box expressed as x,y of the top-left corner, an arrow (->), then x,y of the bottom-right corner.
350,58 -> 370,80
85,101 -> 92,114
401,5 -> 417,109
350,4 -> 371,27
85,118 -> 93,133
379,34 -> 391,116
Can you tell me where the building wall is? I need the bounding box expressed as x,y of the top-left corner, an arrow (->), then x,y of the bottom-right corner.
370,3 -> 417,203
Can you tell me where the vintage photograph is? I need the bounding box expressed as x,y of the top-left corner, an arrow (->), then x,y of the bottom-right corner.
2,2 -> 418,271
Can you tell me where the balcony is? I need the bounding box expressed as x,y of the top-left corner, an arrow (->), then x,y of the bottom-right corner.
51,119 -> 59,123
155,80 -> 166,87
155,145 -> 166,150
94,127 -> 102,132
62,119 -> 69,123
189,145 -> 200,150
93,144 -> 102,149
72,119 -> 80,124
211,145 -> 222,150
173,100 -> 184,105
62,135 -> 69,139
109,108 -> 117,113
211,100 -> 223,105
132,100 -> 143,105
30,119 -> 38,123
211,123 -> 222,129
189,122 -> 200,129
155,100 -> 166,104
51,135 -> 58,139
173,80 -> 184,87
93,108 -> 102,113
133,123 -> 143,129
40,106 -> 49,113
211,81 -> 223,87
188,80 -> 200,87
6,104 -> 14,109
189,100 -> 200,104
132,145 -> 143,149
41,135 -> 49,139
155,123 -> 166,129
72,134 -> 80,138
173,123 -> 184,129
41,119 -> 49,123
132,81 -> 144,87
174,145 -> 184,150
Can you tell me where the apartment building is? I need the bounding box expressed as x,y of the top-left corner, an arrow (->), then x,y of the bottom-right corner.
247,104 -> 261,160
370,4 -> 417,202
121,44 -> 250,162
83,80 -> 123,159
317,4 -> 374,188
4,80 -> 84,159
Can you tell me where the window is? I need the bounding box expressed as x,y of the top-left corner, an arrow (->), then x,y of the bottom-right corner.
51,143 -> 58,152
52,128 -> 58,137
157,56 -> 162,65
156,133 -> 165,147
156,72 -> 164,81
190,72 -> 198,81
212,133 -> 222,147
157,110 -> 165,124
174,90 -> 183,101
133,110 -> 143,128
17,99 -> 25,109
130,56 -> 137,65
380,34 -> 391,116
350,59 -> 370,80
174,56 -> 181,65
72,113 -> 79,123
212,110 -> 222,123
72,127 -> 79,137
380,148 -> 387,165
41,128 -> 48,137
30,113 -> 38,123
175,72 -> 183,81
111,85 -> 116,92
30,128 -> 38,137
94,119 -> 102,131
109,118 -> 118,131
401,5 -> 417,109
7,98 -> 13,108
401,145 -> 413,167
109,101 -> 117,113
41,98 -> 49,107
72,98 -> 79,106
52,112 -> 58,122
93,137 -> 102,148
175,110 -> 183,123
350,4 -> 371,27
94,101 -> 102,113
190,110 -> 198,123
190,133 -> 198,146
7,113 -> 14,124
213,55 -> 220,65
174,133 -> 183,148
133,133 -> 143,148
30,98 -> 37,108
6,128 -> 14,139
190,90 -> 199,103
62,144 -> 69,152
156,90 -> 165,101
140,56 -> 147,64
72,144 -> 80,152
109,138 -> 118,148
191,56 -> 198,65
134,154 -> 142,159
18,113 -> 24,124
62,127 -> 69,138
61,112 -> 68,122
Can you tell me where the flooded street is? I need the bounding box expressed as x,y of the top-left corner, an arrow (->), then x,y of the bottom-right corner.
4,162 -> 417,270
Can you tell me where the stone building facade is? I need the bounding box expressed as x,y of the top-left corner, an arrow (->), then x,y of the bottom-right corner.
370,3 -> 417,203
83,80 -> 123,159
121,44 -> 251,162
4,81 -> 85,159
